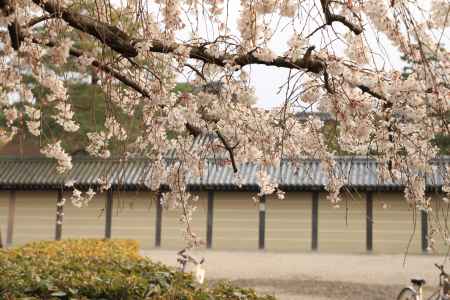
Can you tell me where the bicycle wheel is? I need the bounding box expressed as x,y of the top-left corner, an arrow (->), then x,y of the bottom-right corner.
397,287 -> 418,300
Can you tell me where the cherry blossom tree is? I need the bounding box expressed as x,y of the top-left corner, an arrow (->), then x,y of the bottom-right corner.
0,0 -> 449,247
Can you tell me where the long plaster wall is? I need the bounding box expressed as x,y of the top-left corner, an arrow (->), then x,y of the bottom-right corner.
0,189 -> 444,254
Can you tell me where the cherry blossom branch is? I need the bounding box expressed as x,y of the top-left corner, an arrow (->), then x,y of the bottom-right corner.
30,0 -> 324,70
69,49 -> 151,97
216,130 -> 239,173
27,15 -> 55,27
31,0 -> 138,57
184,63 -> 207,81
22,30 -> 240,166
29,0 -> 389,101
71,45 -> 237,166
0,7 -> 150,101
33,39 -> 152,98
320,0 -> 363,35
183,108 -> 239,172
31,0 -> 326,76
39,40 -> 234,170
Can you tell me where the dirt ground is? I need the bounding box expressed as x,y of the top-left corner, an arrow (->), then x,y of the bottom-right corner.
142,250 -> 449,300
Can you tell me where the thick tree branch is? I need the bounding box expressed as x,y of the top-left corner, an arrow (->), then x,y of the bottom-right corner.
0,0 -> 13,15
357,85 -> 386,100
0,0 -> 22,50
27,0 -> 383,103
32,0 -> 138,57
320,0 -> 363,35
30,0 -> 383,99
27,15 -> 55,27
28,0 -> 391,102
31,0 -> 325,72
8,22 -> 22,50
3,0 -> 384,105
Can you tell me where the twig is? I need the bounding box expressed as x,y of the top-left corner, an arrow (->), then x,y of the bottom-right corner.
216,130 -> 239,173
27,14 -> 54,27
185,63 -> 207,82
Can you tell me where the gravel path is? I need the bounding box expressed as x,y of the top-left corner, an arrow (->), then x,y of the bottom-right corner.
143,250 -> 448,300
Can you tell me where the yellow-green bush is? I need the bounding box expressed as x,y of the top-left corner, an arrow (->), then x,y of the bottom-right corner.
10,239 -> 140,259
0,239 -> 276,300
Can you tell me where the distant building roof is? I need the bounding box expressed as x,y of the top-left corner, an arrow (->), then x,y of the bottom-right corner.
0,156 -> 448,192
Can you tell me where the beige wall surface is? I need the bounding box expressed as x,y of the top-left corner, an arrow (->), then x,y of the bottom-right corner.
212,191 -> 259,250
318,191 -> 366,253
111,191 -> 156,249
13,191 -> 55,245
161,192 -> 207,249
0,188 -> 442,255
0,191 -> 8,243
3,190 -> 159,249
62,192 -> 105,240
266,192 -> 311,251
373,192 -> 421,254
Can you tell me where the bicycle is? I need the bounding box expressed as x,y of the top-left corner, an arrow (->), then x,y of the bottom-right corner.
397,264 -> 450,300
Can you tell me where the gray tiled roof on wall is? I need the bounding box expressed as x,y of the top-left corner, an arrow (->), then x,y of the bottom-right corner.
0,156 -> 448,192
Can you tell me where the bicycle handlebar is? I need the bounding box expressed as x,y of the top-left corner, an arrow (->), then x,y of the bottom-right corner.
435,263 -> 448,277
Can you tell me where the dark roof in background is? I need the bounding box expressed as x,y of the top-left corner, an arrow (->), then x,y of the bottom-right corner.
0,141 -> 42,157
0,156 -> 448,192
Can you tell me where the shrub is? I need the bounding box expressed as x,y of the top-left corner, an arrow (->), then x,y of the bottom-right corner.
0,239 -> 276,300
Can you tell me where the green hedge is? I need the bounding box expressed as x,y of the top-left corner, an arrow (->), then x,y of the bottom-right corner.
0,239 -> 276,300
